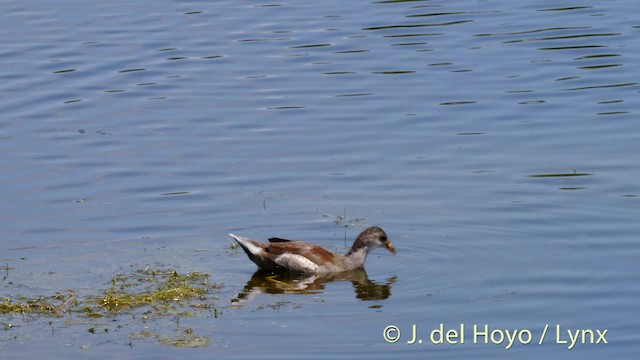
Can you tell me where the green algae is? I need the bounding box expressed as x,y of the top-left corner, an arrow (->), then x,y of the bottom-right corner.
1,267 -> 221,347
91,268 -> 213,315
130,327 -> 212,347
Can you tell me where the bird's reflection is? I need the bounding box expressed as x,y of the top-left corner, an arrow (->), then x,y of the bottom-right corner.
231,268 -> 396,305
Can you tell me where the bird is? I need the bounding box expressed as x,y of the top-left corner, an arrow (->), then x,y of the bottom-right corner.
229,226 -> 395,273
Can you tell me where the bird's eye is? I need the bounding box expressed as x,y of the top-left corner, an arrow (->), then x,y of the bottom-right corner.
380,235 -> 388,242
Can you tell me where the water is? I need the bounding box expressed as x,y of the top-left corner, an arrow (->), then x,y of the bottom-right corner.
1,0 -> 639,358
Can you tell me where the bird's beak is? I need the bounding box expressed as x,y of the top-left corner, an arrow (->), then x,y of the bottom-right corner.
385,241 -> 396,255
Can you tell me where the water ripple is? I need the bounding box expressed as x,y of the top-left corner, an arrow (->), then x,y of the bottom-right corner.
1,1 -> 639,358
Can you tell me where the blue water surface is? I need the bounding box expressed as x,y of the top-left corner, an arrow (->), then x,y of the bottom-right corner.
1,0 -> 639,359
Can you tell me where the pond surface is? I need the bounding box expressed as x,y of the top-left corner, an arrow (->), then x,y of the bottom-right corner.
1,0 -> 639,359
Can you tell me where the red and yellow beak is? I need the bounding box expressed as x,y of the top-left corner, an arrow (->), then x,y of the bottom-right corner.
385,241 -> 396,255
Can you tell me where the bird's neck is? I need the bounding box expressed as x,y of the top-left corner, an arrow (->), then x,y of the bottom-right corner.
342,245 -> 369,270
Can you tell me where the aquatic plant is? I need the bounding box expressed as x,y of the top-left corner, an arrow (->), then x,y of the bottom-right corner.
0,267 -> 222,347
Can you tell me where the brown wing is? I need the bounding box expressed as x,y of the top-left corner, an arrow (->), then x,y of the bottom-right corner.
265,241 -> 338,266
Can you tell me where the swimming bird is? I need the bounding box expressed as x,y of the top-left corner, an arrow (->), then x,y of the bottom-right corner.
229,226 -> 395,273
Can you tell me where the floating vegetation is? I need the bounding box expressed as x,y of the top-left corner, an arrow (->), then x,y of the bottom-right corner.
0,267 -> 221,347
529,171 -> 592,178
316,208 -> 368,247
439,100 -> 477,105
130,328 -> 212,347
89,268 -> 215,316
118,68 -> 146,73
289,43 -> 332,49
318,208 -> 367,227
0,296 -> 58,316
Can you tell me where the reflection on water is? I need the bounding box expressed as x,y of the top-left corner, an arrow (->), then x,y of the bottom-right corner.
231,269 -> 397,304
1,0 -> 639,358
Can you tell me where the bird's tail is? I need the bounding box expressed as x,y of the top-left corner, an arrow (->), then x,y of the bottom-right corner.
229,233 -> 262,256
